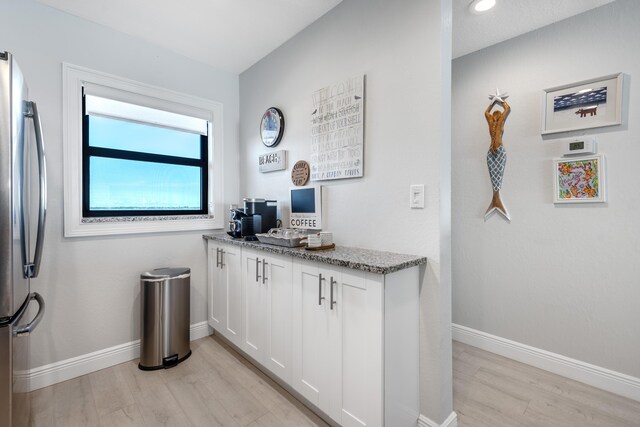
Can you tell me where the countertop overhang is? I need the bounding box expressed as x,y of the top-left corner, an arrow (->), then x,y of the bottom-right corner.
203,232 -> 427,275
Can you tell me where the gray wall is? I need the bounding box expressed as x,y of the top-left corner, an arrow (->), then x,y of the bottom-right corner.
1,0 -> 240,368
239,0 -> 453,422
452,0 -> 640,378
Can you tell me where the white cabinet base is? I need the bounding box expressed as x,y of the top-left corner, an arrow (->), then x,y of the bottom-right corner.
383,267 -> 420,427
292,259 -> 419,427
207,240 -> 419,427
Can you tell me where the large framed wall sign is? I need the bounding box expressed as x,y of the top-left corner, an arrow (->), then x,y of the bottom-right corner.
310,75 -> 364,181
542,73 -> 623,135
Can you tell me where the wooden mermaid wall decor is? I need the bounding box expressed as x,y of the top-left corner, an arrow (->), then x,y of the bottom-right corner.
485,88 -> 511,221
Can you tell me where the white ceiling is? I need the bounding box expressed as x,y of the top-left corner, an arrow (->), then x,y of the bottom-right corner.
38,0 -> 618,73
453,0 -> 616,58
37,0 -> 343,74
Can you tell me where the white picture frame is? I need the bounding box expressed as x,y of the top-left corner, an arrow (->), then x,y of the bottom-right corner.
542,73 -> 623,135
553,155 -> 606,204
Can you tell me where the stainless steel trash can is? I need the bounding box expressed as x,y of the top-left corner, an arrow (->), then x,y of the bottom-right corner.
139,267 -> 191,370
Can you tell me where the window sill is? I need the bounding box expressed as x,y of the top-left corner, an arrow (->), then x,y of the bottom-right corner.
81,214 -> 212,224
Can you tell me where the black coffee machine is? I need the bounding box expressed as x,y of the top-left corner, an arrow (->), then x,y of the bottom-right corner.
228,198 -> 278,240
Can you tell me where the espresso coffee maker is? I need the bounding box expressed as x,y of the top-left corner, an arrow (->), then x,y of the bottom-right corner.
228,198 -> 278,239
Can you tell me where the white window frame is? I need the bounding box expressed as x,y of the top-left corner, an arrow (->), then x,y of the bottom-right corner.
62,63 -> 224,237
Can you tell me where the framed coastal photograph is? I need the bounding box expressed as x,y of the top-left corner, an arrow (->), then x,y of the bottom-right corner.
542,73 -> 622,135
553,155 -> 605,204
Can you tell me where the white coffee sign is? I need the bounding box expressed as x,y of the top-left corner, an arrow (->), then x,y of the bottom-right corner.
258,150 -> 287,172
310,75 -> 364,181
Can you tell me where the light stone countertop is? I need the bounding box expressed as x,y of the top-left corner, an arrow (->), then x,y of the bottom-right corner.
203,232 -> 427,275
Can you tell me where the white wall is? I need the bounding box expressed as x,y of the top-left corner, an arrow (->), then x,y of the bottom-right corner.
453,0 -> 640,378
1,0 -> 239,368
239,0 -> 453,422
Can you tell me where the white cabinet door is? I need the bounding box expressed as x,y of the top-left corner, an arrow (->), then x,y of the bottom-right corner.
339,269 -> 383,427
222,244 -> 242,347
241,249 -> 264,361
207,241 -> 224,330
207,241 -> 242,347
263,253 -> 293,382
242,250 -> 293,382
292,260 -> 342,423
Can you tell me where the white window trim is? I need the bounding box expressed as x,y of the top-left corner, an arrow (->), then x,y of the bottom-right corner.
62,63 -> 224,237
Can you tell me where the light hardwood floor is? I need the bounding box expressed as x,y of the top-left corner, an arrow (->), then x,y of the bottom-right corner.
28,334 -> 329,427
454,341 -> 640,426
28,336 -> 640,426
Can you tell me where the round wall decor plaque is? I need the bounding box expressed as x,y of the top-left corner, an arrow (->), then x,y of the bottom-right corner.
291,160 -> 310,186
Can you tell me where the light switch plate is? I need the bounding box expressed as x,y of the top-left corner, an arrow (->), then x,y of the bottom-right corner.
410,184 -> 425,209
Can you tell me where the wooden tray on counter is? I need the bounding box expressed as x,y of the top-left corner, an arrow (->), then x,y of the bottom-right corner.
304,243 -> 336,251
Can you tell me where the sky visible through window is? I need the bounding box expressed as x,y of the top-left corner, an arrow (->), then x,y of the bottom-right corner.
88,116 -> 202,211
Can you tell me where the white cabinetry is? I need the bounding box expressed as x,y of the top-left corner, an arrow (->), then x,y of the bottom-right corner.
240,249 -> 293,382
207,241 -> 242,347
292,259 -> 417,427
206,239 -> 419,427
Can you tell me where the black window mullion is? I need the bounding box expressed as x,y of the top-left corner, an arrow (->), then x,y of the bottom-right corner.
87,146 -> 205,167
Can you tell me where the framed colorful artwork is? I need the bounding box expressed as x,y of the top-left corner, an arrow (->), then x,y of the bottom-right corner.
542,73 -> 623,135
553,155 -> 606,204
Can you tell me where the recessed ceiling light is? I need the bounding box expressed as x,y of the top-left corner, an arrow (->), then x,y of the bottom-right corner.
469,0 -> 496,14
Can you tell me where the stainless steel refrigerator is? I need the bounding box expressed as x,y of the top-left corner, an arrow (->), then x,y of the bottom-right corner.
0,51 -> 47,427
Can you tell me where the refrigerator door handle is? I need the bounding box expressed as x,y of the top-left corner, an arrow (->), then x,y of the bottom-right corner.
24,101 -> 47,279
13,292 -> 45,337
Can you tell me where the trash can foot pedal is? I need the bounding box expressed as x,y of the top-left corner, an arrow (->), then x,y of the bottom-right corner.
163,354 -> 179,367
137,350 -> 192,371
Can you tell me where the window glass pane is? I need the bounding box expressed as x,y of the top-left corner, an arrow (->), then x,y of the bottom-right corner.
88,115 -> 202,159
89,157 -> 202,211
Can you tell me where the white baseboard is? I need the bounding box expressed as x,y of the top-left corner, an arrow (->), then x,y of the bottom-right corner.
452,323 -> 640,402
189,320 -> 212,341
418,411 -> 458,427
25,321 -> 212,392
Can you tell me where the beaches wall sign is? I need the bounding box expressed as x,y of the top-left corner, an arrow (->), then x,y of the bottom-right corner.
310,75 -> 364,181
258,149 -> 287,172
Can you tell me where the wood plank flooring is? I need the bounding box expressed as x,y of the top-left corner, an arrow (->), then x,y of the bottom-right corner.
28,336 -> 640,426
454,341 -> 640,426
29,334 -> 329,427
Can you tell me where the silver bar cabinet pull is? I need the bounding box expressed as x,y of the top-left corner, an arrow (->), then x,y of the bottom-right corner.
220,250 -> 225,268
216,248 -> 220,268
262,259 -> 267,284
330,277 -> 337,310
318,273 -> 325,305
256,258 -> 261,282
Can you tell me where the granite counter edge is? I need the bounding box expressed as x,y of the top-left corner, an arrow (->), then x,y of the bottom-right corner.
202,233 -> 427,275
